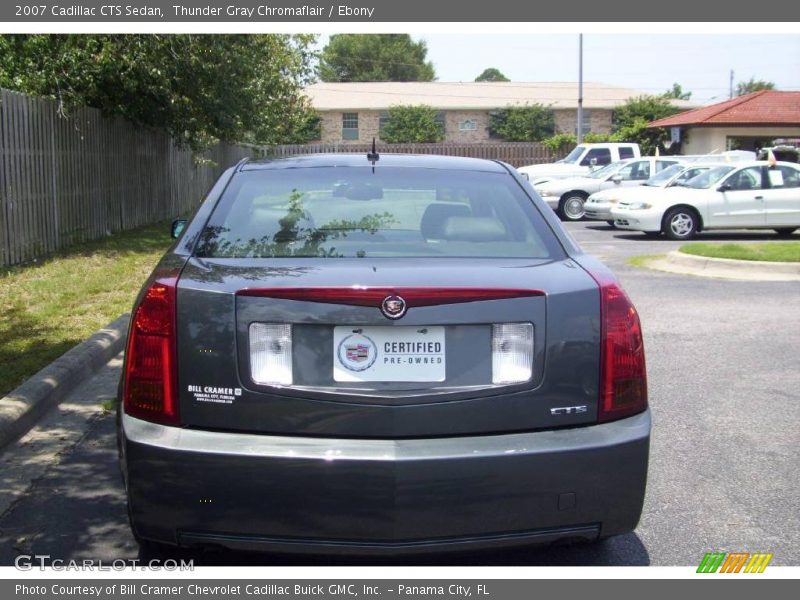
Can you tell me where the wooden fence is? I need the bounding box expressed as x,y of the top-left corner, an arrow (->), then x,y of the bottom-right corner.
267,142 -> 556,168
0,88 -> 258,267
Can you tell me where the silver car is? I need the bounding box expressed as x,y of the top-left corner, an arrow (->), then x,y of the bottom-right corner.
118,153 -> 650,556
585,163 -> 717,223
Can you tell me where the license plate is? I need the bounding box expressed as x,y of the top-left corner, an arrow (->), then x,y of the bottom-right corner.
333,326 -> 445,382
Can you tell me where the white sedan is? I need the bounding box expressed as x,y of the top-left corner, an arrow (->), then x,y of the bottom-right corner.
535,157 -> 683,221
610,161 -> 800,240
585,163 -> 717,224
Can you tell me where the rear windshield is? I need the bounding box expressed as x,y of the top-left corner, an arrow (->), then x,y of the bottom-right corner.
195,167 -> 562,259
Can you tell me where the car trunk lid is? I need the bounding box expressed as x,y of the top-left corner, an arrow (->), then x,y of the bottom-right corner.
175,256 -> 601,438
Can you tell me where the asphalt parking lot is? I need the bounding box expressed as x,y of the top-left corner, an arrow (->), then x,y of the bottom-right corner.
1,222 -> 798,567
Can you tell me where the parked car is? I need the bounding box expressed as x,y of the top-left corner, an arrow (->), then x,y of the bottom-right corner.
536,157 -> 683,221
611,161 -> 800,239
585,163 -> 719,224
757,145 -> 799,164
517,143 -> 641,185
118,153 -> 650,556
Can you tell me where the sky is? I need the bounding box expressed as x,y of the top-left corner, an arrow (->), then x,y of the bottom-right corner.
316,34 -> 800,104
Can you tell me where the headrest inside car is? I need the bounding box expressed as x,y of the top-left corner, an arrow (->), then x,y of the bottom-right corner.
420,203 -> 471,239
441,217 -> 508,242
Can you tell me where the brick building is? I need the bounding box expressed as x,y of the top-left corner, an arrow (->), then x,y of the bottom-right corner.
305,81 -> 694,144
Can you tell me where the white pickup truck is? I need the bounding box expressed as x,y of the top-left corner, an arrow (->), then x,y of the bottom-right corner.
518,143 -> 641,185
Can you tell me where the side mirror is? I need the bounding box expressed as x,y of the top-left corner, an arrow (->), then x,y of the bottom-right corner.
171,219 -> 188,239
590,157 -> 598,167
611,175 -> 623,184
717,184 -> 732,193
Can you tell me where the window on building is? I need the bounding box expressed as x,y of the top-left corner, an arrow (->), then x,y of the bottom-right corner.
458,119 -> 478,131
379,111 -> 390,130
342,113 -> 359,140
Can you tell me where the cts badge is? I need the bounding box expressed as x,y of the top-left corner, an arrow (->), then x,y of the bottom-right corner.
381,295 -> 407,319
551,405 -> 588,416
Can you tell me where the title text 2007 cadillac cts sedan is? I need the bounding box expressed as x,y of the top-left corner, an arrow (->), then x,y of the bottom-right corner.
117,153 -> 650,556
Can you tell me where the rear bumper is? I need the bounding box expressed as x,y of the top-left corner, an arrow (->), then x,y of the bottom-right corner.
121,410 -> 650,555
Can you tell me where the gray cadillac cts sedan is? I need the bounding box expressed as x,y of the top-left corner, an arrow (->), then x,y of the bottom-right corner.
117,153 -> 650,556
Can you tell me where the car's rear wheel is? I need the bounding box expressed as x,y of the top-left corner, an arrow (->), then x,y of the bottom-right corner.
662,207 -> 699,240
774,227 -> 797,237
559,193 -> 588,221
606,220 -> 616,227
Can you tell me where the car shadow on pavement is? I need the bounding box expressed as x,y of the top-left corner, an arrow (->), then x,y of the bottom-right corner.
584,224 -> 618,231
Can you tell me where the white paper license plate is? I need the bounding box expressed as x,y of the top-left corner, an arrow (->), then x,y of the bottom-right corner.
333,326 -> 445,382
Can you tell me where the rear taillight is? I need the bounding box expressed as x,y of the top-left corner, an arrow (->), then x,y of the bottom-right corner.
587,268 -> 648,422
491,323 -> 534,384
249,323 -> 293,386
123,270 -> 180,425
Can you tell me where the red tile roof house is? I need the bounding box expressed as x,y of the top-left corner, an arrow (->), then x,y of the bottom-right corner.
648,90 -> 800,155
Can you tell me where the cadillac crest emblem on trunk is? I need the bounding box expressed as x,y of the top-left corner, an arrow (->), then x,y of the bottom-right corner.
381,295 -> 407,319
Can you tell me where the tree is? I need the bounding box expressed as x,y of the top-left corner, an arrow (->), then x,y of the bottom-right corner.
0,34 -> 318,151
663,82 -> 691,100
736,77 -> 776,96
475,68 -> 509,82
541,95 -> 687,155
380,105 -> 444,143
612,95 -> 683,154
318,34 -> 435,82
489,104 -> 555,142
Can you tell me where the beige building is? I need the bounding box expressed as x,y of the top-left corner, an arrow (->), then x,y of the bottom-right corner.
648,90 -> 800,154
305,81 -> 693,144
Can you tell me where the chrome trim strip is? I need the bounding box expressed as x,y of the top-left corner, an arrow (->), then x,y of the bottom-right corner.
122,410 -> 650,462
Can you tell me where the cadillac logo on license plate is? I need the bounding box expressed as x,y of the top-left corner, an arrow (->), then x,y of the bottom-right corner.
345,344 -> 371,363
337,334 -> 378,372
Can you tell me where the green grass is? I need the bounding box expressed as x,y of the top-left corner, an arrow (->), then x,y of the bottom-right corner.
680,242 -> 800,263
627,254 -> 666,268
0,222 -> 173,397
100,398 -> 118,413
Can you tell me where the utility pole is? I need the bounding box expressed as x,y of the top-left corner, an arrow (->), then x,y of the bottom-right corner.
577,34 -> 584,144
729,69 -> 734,99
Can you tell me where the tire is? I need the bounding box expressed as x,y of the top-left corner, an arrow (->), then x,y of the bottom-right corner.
662,207 -> 699,240
774,228 -> 797,237
606,220 -> 616,228
558,193 -> 588,221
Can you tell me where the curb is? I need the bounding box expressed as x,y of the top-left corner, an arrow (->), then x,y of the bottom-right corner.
649,251 -> 800,281
0,314 -> 130,451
